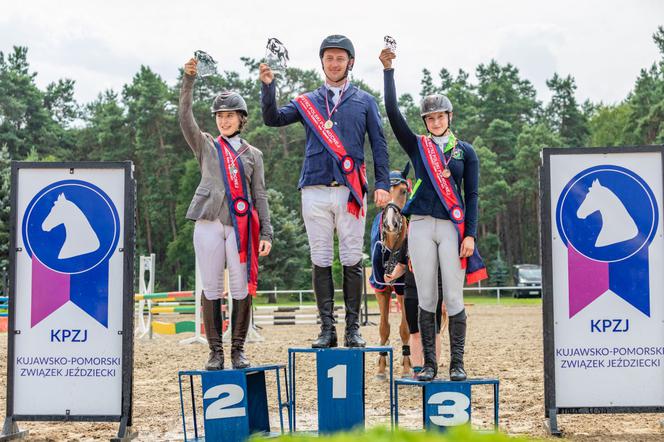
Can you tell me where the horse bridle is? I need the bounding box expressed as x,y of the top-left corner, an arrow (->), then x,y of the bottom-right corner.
381,202 -> 404,236
380,202 -> 407,278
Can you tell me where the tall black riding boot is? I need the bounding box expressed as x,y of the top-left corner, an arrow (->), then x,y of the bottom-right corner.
417,308 -> 438,381
449,309 -> 467,381
231,296 -> 252,369
312,265 -> 338,348
343,261 -> 366,348
202,294 -> 224,370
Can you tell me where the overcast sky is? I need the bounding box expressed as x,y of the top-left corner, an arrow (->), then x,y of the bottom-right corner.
2,1 -> 662,108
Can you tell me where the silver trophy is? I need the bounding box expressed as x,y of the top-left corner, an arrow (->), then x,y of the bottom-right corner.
264,37 -> 289,76
194,50 -> 218,78
384,35 -> 397,53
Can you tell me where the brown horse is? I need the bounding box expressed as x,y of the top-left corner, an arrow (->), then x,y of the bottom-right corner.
375,180 -> 412,379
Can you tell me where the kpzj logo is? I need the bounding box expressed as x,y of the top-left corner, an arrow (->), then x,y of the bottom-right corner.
22,180 -> 120,328
556,165 -> 659,318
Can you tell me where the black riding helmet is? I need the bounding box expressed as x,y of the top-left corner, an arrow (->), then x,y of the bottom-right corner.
210,91 -> 248,116
319,34 -> 355,59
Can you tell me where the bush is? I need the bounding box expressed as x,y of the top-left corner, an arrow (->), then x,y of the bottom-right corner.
253,426 -> 544,442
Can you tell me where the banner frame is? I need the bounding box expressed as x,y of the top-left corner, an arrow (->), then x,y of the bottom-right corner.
540,145 -> 664,435
3,161 -> 135,438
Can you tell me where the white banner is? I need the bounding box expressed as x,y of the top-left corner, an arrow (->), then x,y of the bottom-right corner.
13,167 -> 126,415
550,152 -> 664,407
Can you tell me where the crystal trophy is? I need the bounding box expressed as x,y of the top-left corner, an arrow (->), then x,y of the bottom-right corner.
194,50 -> 218,78
384,35 -> 397,53
264,37 -> 289,76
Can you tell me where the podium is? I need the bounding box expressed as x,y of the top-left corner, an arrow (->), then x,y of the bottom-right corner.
288,347 -> 394,434
178,365 -> 290,441
394,378 -> 499,431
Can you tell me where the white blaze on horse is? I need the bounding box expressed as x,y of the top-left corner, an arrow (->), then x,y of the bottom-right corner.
576,179 -> 638,247
42,193 -> 101,259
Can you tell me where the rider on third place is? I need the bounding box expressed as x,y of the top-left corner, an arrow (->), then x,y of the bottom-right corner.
260,35 -> 391,348
380,48 -> 488,382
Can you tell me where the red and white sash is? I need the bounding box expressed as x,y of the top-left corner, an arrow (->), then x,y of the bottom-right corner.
215,136 -> 260,295
417,135 -> 488,284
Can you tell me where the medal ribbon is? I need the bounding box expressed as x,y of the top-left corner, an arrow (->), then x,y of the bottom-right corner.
438,133 -> 458,171
324,81 -> 348,124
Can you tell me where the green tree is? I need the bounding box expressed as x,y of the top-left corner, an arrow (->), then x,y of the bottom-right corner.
587,103 -> 630,147
545,73 -> 589,147
257,189 -> 311,292
123,66 -> 184,289
0,144 -> 11,273
0,46 -> 67,159
475,60 -> 539,134
77,90 -> 132,161
624,26 -> 664,144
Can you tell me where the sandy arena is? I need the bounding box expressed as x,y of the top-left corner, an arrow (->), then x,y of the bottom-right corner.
1,303 -> 663,441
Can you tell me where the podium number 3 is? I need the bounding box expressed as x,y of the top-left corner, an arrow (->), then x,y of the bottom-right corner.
428,391 -> 470,426
204,384 -> 247,419
327,364 -> 347,399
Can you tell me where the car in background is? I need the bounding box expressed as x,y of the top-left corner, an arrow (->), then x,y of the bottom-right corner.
513,264 -> 542,298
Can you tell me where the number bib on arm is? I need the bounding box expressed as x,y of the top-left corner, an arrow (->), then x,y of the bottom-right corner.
417,135 -> 488,284
215,136 -> 260,295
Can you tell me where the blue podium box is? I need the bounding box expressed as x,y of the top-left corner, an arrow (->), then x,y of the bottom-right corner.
288,347 -> 394,434
178,365 -> 290,442
394,378 -> 499,431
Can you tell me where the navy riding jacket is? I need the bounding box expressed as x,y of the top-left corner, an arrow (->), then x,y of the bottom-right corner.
261,82 -> 390,192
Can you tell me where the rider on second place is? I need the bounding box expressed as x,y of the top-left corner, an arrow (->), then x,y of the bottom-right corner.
260,35 -> 390,348
180,58 -> 273,371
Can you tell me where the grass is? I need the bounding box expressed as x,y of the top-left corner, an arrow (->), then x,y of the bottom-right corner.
252,426 -> 545,442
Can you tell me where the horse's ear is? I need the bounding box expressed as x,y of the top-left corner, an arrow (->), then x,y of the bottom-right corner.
57,193 -> 66,202
591,179 -> 600,189
402,162 -> 411,179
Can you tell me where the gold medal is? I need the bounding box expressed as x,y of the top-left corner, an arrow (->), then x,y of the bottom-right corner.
324,120 -> 334,129
442,168 -> 451,179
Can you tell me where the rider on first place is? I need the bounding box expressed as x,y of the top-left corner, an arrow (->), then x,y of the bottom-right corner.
260,35 -> 391,348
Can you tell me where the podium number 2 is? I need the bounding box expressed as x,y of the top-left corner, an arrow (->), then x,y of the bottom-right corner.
204,384 -> 247,419
327,364 -> 347,399
428,391 -> 470,426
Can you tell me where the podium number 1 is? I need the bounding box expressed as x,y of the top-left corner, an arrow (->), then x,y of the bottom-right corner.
327,364 -> 347,399
204,384 -> 247,419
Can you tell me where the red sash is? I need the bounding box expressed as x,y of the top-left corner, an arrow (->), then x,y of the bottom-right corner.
293,94 -> 366,217
417,135 -> 488,284
215,136 -> 260,295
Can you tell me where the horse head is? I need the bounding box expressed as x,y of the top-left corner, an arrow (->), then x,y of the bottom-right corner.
382,202 -> 407,252
42,193 -> 70,232
577,179 -> 603,219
